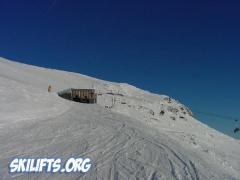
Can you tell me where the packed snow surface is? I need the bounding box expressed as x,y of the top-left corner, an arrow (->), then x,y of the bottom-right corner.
0,57 -> 239,180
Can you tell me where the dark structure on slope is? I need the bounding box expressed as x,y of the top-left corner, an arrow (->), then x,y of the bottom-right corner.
58,88 -> 97,104
234,127 -> 240,133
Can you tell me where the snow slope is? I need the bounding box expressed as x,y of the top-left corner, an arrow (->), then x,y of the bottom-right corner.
0,57 -> 239,180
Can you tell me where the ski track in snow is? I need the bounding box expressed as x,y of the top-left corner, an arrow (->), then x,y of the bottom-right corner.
1,105 -> 201,180
0,57 -> 239,180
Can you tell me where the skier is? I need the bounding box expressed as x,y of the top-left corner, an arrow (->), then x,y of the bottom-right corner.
48,85 -> 52,92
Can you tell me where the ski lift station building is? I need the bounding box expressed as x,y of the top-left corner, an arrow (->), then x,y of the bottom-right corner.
58,88 -> 97,104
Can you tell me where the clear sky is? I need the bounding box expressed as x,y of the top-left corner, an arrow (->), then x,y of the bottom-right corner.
0,0 -> 239,138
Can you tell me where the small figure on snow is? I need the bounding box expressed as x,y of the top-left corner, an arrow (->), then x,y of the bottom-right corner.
48,85 -> 52,93
160,110 -> 165,116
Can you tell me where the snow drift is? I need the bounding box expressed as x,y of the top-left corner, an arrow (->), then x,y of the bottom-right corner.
0,57 -> 239,180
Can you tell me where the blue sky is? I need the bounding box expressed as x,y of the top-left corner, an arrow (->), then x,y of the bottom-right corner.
0,0 -> 239,138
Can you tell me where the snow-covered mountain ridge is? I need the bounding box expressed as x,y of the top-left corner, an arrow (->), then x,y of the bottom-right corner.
0,57 -> 239,180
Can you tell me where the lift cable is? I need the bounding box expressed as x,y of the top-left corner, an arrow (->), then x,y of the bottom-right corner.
192,110 -> 240,133
192,110 -> 239,121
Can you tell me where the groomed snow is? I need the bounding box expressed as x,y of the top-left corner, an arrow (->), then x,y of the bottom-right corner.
0,57 -> 239,180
